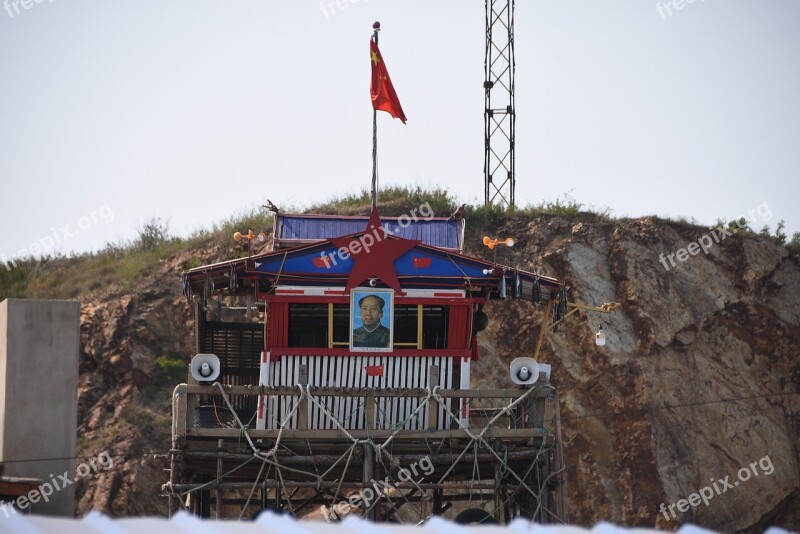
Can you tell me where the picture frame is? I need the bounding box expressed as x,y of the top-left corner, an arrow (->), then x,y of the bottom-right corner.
350,288 -> 394,352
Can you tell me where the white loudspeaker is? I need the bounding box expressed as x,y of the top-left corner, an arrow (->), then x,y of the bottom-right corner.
510,357 -> 539,386
191,353 -> 220,383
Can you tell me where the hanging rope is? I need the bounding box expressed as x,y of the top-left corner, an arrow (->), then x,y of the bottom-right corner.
171,381 -> 565,523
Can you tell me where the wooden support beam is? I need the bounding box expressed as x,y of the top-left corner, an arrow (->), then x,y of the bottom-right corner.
493,442 -> 504,524
362,444 -> 375,520
182,450 -> 356,465
174,385 -> 188,447
365,390 -> 376,430
216,439 -> 224,520
186,428 -> 550,440
167,452 -> 178,517
171,480 -> 503,492
297,364 -> 308,430
427,365 -> 439,430
185,385 -> 552,399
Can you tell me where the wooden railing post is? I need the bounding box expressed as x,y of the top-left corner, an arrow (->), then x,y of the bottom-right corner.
297,364 -> 309,430
427,365 -> 439,430
174,384 -> 188,447
365,390 -> 376,429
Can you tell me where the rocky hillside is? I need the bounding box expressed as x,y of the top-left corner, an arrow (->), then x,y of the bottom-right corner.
472,215 -> 799,532
11,206 -> 798,532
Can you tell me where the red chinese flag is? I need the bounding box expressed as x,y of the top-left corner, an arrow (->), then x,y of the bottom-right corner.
370,39 -> 407,124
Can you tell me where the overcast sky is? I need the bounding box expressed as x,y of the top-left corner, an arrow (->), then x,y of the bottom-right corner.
1,0 -> 798,261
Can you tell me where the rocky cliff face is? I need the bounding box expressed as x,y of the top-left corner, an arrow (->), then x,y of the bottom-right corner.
72,215 -> 799,532
73,246 -> 232,516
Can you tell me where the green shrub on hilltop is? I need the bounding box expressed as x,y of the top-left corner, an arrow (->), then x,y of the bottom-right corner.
208,206 -> 274,242
788,232 -> 800,253
136,217 -> 176,252
0,261 -> 30,302
306,185 -> 458,218
519,195 -> 589,218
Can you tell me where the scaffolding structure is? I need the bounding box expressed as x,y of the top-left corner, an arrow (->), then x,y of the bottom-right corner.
165,381 -> 566,523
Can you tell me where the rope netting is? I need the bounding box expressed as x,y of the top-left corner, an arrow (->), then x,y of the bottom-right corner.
165,382 -> 565,524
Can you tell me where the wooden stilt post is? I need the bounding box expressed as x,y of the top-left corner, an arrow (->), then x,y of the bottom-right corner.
167,451 -> 177,517
427,365 -> 439,430
363,444 -> 375,520
493,441 -> 505,524
216,439 -> 224,519
365,389 -> 376,429
298,364 -> 309,430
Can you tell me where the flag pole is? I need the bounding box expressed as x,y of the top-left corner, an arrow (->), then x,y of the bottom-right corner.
371,21 -> 380,210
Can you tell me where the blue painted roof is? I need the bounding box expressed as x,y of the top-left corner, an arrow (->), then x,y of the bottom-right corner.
275,214 -> 463,252
255,242 -> 486,279
183,237 -> 563,302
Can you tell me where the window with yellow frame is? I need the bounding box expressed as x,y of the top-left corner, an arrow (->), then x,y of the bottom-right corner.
287,303 -> 448,349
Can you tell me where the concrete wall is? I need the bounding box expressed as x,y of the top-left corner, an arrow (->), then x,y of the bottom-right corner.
0,299 -> 79,517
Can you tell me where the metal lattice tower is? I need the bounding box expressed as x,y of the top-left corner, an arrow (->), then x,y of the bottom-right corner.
484,0 -> 515,207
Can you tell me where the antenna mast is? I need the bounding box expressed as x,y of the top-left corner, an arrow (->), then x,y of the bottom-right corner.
484,0 -> 516,208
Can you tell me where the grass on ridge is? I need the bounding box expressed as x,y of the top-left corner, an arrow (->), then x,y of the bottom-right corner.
3,186 -> 797,302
